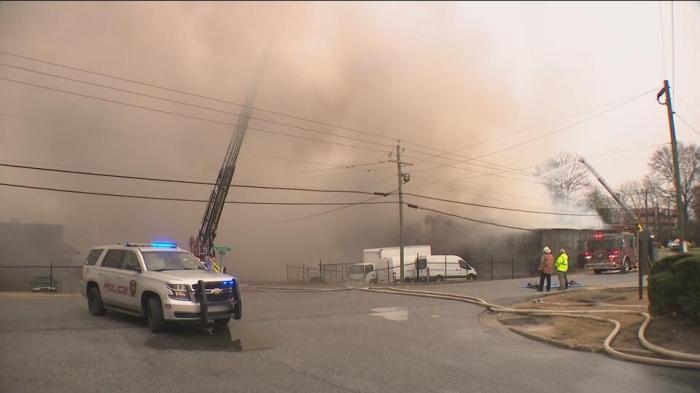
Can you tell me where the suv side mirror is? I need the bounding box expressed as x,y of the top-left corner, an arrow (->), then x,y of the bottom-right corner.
126,265 -> 141,273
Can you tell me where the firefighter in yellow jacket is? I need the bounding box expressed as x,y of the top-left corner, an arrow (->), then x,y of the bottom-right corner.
555,249 -> 569,290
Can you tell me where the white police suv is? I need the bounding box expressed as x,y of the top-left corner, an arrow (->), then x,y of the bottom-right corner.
81,242 -> 242,333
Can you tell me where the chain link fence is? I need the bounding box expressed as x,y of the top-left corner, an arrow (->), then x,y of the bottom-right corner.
285,254 -> 567,284
0,263 -> 83,292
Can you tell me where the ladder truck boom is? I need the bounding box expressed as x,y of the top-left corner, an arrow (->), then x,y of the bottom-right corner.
190,76 -> 261,267
578,157 -> 642,229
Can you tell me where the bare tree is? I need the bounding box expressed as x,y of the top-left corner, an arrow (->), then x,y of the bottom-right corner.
581,186 -> 615,224
618,181 -> 647,211
694,185 -> 700,222
536,152 -> 590,204
647,143 -> 700,227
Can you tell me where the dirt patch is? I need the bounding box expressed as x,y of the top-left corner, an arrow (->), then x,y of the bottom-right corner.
498,287 -> 699,357
646,315 -> 700,354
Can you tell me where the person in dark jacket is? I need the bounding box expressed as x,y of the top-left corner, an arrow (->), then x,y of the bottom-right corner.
537,246 -> 554,292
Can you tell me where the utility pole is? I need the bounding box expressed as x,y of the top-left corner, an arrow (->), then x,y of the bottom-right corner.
388,141 -> 412,282
657,80 -> 686,251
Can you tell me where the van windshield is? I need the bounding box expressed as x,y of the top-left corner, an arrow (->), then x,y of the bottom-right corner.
350,265 -> 373,274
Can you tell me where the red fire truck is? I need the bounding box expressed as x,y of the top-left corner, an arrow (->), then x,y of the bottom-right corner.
584,230 -> 639,274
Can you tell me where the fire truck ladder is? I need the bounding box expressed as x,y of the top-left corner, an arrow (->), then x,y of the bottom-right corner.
578,157 -> 642,230
190,76 -> 262,270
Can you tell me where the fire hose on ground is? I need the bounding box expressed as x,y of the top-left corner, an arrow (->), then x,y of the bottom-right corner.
359,286 -> 700,370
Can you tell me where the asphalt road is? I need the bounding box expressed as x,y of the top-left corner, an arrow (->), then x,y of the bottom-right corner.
0,273 -> 698,393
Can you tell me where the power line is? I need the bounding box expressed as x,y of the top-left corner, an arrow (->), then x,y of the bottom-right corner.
522,143 -> 669,178
0,112 -> 395,176
264,193 -> 398,224
0,162 -> 392,196
0,76 -> 392,155
658,0 -> 667,78
410,88 -> 657,177
0,61 -> 397,150
676,114 -> 700,137
0,48 -> 509,179
0,48 -> 550,169
404,202 -> 536,232
671,0 -> 676,105
409,174 -> 551,206
0,50 -> 638,180
402,151 -> 535,180
0,49 -> 399,144
404,90 -> 664,164
1,62 -> 531,179
0,181 -> 396,206
401,192 -> 597,217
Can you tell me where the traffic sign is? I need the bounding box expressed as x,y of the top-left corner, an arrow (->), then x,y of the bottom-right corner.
213,245 -> 232,254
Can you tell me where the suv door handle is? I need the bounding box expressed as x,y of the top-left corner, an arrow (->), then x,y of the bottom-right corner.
98,273 -> 104,276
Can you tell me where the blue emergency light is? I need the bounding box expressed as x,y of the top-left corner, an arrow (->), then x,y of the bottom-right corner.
151,242 -> 178,248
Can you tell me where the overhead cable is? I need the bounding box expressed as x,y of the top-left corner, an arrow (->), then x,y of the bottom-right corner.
403,202 -> 536,232
0,162 -> 391,196
0,181 -> 395,205
402,192 -> 597,217
0,76 -> 391,155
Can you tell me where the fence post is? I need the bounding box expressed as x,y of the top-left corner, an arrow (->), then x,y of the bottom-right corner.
387,260 -> 390,284
511,255 -> 514,279
444,255 -> 447,282
302,264 -> 305,282
491,256 -> 494,280
286,264 -> 289,281
319,259 -> 323,283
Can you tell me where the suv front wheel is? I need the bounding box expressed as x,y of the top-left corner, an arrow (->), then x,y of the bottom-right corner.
146,296 -> 166,333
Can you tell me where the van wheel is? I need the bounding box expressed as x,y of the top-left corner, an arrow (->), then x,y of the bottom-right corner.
146,296 -> 165,333
435,275 -> 444,282
594,270 -> 602,275
87,287 -> 106,316
468,274 -> 477,281
369,278 -> 377,284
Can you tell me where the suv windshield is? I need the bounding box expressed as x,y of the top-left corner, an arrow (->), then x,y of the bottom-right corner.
142,251 -> 205,271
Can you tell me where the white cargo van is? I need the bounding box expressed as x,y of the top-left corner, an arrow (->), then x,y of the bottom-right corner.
349,262 -> 377,284
352,245 -> 432,284
415,255 -> 477,281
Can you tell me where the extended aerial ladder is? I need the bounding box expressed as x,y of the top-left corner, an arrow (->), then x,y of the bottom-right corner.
578,157 -> 642,230
190,73 -> 262,271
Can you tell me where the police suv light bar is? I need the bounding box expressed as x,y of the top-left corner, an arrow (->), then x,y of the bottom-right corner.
123,241 -> 178,248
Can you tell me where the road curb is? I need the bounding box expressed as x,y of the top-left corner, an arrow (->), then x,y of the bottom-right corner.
508,326 -> 602,353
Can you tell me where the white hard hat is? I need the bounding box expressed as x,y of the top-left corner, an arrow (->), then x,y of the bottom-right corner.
543,246 -> 551,253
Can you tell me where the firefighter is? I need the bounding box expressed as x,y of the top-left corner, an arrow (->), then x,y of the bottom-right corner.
538,247 -> 554,292
556,248 -> 569,290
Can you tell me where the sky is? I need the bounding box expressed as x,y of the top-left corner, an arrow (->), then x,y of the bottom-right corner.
0,1 -> 698,280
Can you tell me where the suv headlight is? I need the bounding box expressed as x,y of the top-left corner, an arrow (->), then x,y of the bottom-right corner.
166,283 -> 191,301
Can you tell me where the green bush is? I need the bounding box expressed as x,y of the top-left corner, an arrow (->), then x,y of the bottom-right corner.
648,254 -> 700,321
650,253 -> 692,275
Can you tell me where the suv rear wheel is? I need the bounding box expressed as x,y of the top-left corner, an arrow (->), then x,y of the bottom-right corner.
87,286 -> 106,316
146,296 -> 165,333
